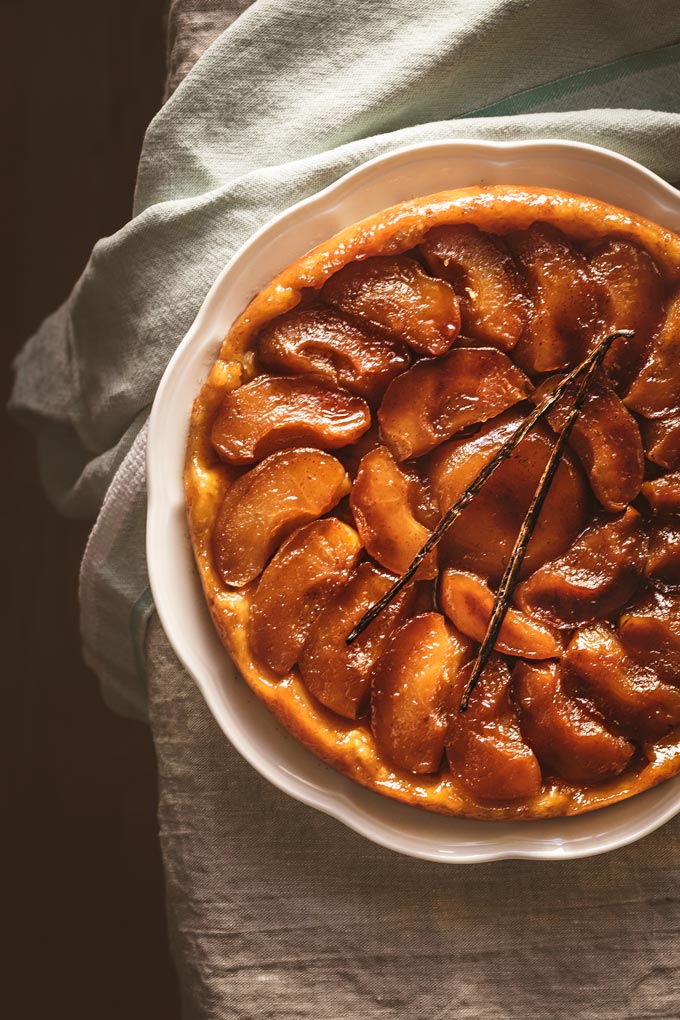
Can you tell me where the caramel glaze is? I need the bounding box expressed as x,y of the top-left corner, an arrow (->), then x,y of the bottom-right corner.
185,186 -> 680,820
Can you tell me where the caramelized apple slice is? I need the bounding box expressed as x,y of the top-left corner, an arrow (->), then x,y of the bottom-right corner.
213,449 -> 350,586
514,660 -> 633,781
428,409 -> 590,583
257,305 -> 410,403
299,562 -> 417,719
419,224 -> 527,350
332,421 -> 379,479
620,590 -> 680,686
641,414 -> 680,471
446,656 -> 542,801
211,375 -> 371,465
566,623 -> 680,741
515,508 -> 647,629
642,472 -> 680,514
321,254 -> 460,356
646,516 -> 680,586
625,286 -> 680,417
588,239 -> 664,385
350,446 -> 436,579
533,376 -> 643,511
371,613 -> 472,773
249,519 -> 362,674
378,346 -> 531,461
508,223 -> 599,374
439,569 -> 561,659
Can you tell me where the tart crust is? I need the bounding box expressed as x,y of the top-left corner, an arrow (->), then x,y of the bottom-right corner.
185,186 -> 680,820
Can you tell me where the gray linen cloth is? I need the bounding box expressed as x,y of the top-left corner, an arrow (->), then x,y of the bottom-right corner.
12,0 -> 680,1016
164,0 -> 253,99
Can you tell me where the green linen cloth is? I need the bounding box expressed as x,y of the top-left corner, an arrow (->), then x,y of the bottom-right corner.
11,3 -> 680,1018
11,0 -> 680,718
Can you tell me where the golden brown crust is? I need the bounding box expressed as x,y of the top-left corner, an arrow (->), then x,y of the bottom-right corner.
185,185 -> 680,820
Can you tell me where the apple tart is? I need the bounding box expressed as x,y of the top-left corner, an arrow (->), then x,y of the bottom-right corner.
185,185 -> 680,819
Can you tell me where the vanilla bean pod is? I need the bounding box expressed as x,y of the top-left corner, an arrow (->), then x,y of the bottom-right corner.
346,330 -> 632,646
458,331 -> 617,711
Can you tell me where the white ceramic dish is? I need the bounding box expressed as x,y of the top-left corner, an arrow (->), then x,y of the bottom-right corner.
147,138 -> 680,863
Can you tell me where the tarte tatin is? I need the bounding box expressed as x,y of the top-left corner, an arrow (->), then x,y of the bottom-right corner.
185,185 -> 680,819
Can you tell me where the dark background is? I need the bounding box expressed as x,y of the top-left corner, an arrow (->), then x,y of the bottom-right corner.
3,1 -> 181,1016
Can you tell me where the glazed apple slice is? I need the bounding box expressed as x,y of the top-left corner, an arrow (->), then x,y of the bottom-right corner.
625,286 -> 680,418
515,508 -> 648,629
419,224 -> 527,350
334,419 -> 382,478
641,414 -> 680,471
566,623 -> 680,741
249,519 -> 363,675
588,238 -> 664,385
508,223 -> 599,373
439,568 -> 561,659
428,409 -> 590,584
378,346 -> 531,461
257,305 -> 410,403
514,660 -> 634,782
213,449 -> 350,586
371,613 -> 472,774
620,590 -> 680,686
299,562 -> 418,719
646,516 -> 680,586
321,254 -> 460,356
446,656 -> 542,802
641,472 -> 680,514
532,376 -> 644,512
350,446 -> 437,579
211,375 -> 371,465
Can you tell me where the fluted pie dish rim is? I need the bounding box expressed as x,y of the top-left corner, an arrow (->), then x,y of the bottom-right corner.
148,138 -> 680,861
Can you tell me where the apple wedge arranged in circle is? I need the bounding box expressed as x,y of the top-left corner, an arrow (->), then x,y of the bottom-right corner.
211,374 -> 371,465
257,305 -> 410,404
378,345 -> 531,461
350,446 -> 437,579
646,516 -> 680,586
625,285 -> 680,418
213,449 -> 350,587
446,656 -> 542,802
419,223 -> 527,351
588,238 -> 664,386
249,519 -> 362,675
514,660 -> 634,782
321,254 -> 461,357
299,562 -> 421,720
371,613 -> 472,774
641,414 -> 680,471
619,590 -> 680,687
515,508 -> 648,629
439,568 -> 561,660
642,471 -> 680,515
507,223 -> 599,374
565,623 -> 680,742
532,376 -> 644,512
